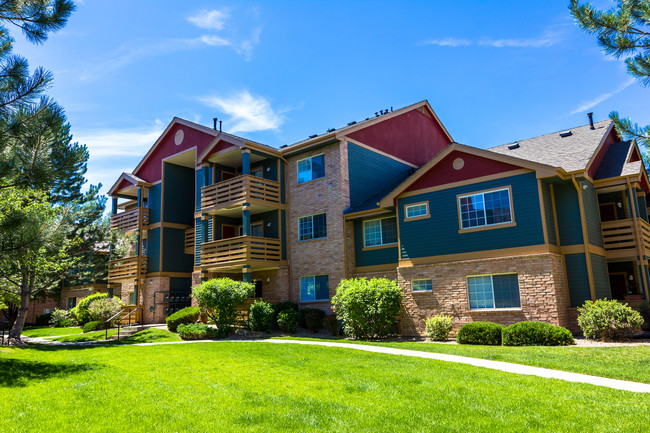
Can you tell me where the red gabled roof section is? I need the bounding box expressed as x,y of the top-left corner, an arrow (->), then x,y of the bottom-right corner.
403,150 -> 523,194
344,105 -> 452,167
131,118 -> 218,183
198,137 -> 241,163
587,127 -> 622,179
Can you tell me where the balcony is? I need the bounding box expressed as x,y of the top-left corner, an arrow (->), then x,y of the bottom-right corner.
601,218 -> 650,259
108,256 -> 148,282
184,228 -> 195,255
201,175 -> 281,215
110,207 -> 149,232
201,236 -> 284,271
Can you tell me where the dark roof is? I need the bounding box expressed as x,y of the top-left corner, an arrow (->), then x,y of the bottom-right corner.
488,120 -> 613,172
593,140 -> 642,179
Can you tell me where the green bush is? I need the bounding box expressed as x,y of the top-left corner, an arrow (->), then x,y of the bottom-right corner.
50,309 -> 77,327
72,293 -> 108,325
83,320 -> 103,333
502,321 -> 574,346
191,278 -> 254,337
166,306 -> 200,332
577,299 -> 643,341
331,278 -> 402,339
248,301 -> 274,332
177,323 -> 216,340
456,321 -> 505,345
272,301 -> 298,325
325,314 -> 340,336
88,297 -> 123,324
277,309 -> 298,333
34,313 -> 52,326
425,314 -> 453,341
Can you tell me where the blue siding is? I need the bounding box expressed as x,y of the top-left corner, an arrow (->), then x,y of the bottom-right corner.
541,179 -> 556,245
253,210 -> 279,239
347,143 -> 412,209
147,228 -> 160,273
553,180 -> 583,246
194,218 -> 202,266
148,184 -> 162,224
170,277 -> 192,293
582,180 -> 603,248
398,172 -> 544,259
195,168 -> 204,212
163,163 -> 194,225
207,215 -> 213,242
162,228 -> 193,272
565,253 -> 590,306
591,253 -> 611,299
354,219 -> 399,267
638,194 -> 648,222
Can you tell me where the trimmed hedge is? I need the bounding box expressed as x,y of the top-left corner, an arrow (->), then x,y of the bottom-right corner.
83,321 -> 103,333
577,299 -> 643,341
72,293 -> 108,325
166,306 -> 200,332
456,321 -> 505,345
177,323 -> 216,340
502,321 -> 574,346
277,309 -> 298,333
249,301 -> 274,332
272,301 -> 298,326
425,314 -> 453,341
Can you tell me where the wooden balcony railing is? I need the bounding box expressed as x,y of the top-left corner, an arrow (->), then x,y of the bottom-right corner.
110,207 -> 149,232
184,228 -> 195,255
201,175 -> 280,213
601,218 -> 650,257
108,256 -> 148,282
201,236 -> 282,269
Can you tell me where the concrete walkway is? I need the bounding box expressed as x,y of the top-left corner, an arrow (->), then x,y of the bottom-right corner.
134,338 -> 650,394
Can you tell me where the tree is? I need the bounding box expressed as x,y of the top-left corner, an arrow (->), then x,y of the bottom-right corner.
570,0 -> 650,153
192,278 -> 254,337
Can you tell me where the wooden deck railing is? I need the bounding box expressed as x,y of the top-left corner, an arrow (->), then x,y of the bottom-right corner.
108,256 -> 148,281
201,236 -> 282,269
601,218 -> 650,257
184,228 -> 195,255
110,207 -> 149,232
118,305 -> 143,325
201,175 -> 280,213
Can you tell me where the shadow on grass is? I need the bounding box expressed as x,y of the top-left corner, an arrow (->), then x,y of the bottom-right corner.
0,358 -> 100,387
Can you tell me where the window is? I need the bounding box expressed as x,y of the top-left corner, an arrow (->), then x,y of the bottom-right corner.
238,222 -> 263,237
66,297 -> 77,309
300,275 -> 329,301
412,279 -> 432,292
299,213 -> 326,240
405,202 -> 429,219
129,291 -> 137,305
467,273 -> 520,309
363,217 -> 397,248
297,154 -> 325,183
458,188 -> 512,230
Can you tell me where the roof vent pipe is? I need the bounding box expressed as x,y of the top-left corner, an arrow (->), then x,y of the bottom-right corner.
219,121 -> 222,132
587,112 -> 594,130
213,117 -> 218,130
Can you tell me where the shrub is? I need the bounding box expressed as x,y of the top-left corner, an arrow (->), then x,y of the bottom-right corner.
88,297 -> 123,324
325,314 -> 340,336
166,306 -> 200,332
50,309 -> 77,327
83,320 -> 103,333
304,310 -> 326,332
34,313 -> 52,326
73,293 -> 108,325
502,321 -> 574,346
272,301 -> 299,325
577,299 -> 643,341
456,321 -> 505,345
177,323 -> 216,340
191,278 -> 254,337
277,308 -> 298,333
331,278 -> 402,339
425,314 -> 453,341
248,301 -> 274,332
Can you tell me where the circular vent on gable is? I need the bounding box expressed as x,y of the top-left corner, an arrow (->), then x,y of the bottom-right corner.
452,158 -> 464,170
174,129 -> 184,146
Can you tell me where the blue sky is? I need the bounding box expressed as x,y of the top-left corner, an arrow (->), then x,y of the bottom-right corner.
11,0 -> 649,194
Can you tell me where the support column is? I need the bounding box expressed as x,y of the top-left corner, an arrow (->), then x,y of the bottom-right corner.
242,204 -> 251,236
112,197 -> 118,215
242,265 -> 251,283
242,148 -> 251,175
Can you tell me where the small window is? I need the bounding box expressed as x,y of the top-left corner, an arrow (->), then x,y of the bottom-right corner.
363,217 -> 397,247
299,213 -> 326,241
300,275 -> 329,301
66,297 -> 77,310
412,279 -> 432,292
297,154 -> 325,183
467,273 -> 520,309
458,188 -> 512,230
129,291 -> 137,305
238,222 -> 263,237
405,202 -> 429,219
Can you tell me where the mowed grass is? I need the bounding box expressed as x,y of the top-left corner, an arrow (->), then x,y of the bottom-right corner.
47,329 -> 118,342
1,341 -> 649,432
45,328 -> 181,344
21,326 -> 83,338
276,337 -> 650,384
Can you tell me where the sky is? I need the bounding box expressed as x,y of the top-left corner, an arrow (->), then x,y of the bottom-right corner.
10,0 -> 650,195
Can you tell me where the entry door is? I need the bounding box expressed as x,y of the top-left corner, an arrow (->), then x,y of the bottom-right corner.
222,172 -> 236,181
222,225 -> 237,239
609,273 -> 627,300
599,204 -> 616,222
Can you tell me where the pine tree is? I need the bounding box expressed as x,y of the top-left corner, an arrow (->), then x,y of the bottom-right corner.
570,0 -> 650,150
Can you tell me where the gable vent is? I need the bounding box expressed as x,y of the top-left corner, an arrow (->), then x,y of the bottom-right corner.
508,143 -> 520,150
559,130 -> 572,138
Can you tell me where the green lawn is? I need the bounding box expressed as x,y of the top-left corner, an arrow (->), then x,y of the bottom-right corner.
0,341 -> 649,432
45,328 -> 181,344
275,337 -> 650,384
46,329 -> 118,342
21,326 -> 83,338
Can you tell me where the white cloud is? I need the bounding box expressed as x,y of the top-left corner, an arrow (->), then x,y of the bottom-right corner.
187,9 -> 229,31
570,78 -> 636,114
420,37 -> 471,47
420,28 -> 565,49
199,90 -> 284,133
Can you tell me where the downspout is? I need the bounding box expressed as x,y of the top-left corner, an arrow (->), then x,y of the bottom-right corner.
571,175 -> 596,300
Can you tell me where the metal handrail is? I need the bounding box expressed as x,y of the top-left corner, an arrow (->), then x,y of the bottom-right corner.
105,307 -> 142,340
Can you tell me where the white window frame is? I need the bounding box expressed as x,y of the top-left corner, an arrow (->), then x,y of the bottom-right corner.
363,216 -> 398,248
298,213 -> 327,241
457,186 -> 515,232
297,154 -> 325,184
405,201 -> 430,220
466,272 -> 521,310
412,279 -> 432,292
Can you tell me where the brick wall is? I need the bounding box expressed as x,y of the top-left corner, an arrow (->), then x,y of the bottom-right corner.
286,141 -> 350,306
397,253 -> 570,336
141,276 -> 170,324
25,297 -> 59,324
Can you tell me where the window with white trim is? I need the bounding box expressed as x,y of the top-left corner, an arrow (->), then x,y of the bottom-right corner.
467,273 -> 520,309
297,154 -> 325,183
405,202 -> 428,219
238,222 -> 263,237
300,275 -> 329,301
363,217 -> 397,248
299,213 -> 326,241
412,279 -> 432,292
458,188 -> 512,229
